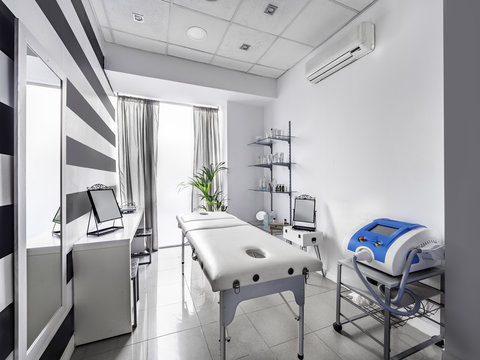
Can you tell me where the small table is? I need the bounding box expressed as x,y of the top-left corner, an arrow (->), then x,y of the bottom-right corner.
283,226 -> 325,277
333,259 -> 445,360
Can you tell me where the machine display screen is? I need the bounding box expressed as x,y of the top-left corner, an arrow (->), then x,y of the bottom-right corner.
369,224 -> 398,236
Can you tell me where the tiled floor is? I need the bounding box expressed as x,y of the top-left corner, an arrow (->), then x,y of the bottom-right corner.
71,248 -> 443,360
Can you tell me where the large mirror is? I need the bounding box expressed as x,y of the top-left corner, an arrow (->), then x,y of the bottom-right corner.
25,46 -> 62,349
16,22 -> 67,359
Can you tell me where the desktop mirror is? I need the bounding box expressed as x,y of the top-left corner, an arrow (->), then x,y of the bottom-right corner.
15,22 -> 67,359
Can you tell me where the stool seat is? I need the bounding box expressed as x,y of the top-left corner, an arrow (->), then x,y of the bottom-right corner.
132,228 -> 153,265
130,258 -> 139,279
135,228 -> 152,237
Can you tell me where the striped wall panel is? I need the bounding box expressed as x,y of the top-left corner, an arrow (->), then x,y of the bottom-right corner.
71,0 -> 103,68
0,1 -> 15,359
2,0 -> 117,356
35,0 -> 115,120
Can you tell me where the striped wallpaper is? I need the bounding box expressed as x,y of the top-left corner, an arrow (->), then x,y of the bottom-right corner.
1,0 -> 118,358
0,2 -> 15,359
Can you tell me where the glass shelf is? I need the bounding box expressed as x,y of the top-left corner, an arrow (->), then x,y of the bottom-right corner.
248,135 -> 294,146
248,189 -> 294,194
249,162 -> 295,168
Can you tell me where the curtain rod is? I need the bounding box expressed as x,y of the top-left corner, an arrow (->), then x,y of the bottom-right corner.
116,92 -> 219,110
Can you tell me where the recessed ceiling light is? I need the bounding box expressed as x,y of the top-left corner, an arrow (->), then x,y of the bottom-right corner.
240,43 -> 251,51
264,4 -> 278,15
187,26 -> 207,40
132,13 -> 144,23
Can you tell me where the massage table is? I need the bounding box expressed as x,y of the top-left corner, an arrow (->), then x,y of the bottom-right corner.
177,212 -> 322,360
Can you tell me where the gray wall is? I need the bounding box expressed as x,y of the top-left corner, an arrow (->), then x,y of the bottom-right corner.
444,1 -> 480,359
227,101 -> 265,223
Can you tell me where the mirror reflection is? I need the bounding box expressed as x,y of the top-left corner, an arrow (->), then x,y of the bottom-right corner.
25,46 -> 62,349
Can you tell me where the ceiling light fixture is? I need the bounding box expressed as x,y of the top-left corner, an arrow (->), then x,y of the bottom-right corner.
187,26 -> 207,40
240,43 -> 251,51
132,12 -> 144,23
264,4 -> 278,15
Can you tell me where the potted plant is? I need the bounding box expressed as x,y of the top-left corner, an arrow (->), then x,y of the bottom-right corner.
179,162 -> 227,212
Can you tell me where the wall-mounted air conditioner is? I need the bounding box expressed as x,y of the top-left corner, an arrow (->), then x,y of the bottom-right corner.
305,22 -> 375,84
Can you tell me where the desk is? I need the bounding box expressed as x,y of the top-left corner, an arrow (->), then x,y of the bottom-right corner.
73,210 -> 143,345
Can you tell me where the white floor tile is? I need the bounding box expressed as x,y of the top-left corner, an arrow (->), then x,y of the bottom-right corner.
147,327 -> 212,360
202,314 -> 271,360
270,332 -> 342,360
246,303 -> 313,347
147,300 -> 200,339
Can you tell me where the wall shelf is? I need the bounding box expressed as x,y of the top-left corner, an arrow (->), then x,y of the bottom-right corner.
249,162 -> 295,169
247,121 -> 294,223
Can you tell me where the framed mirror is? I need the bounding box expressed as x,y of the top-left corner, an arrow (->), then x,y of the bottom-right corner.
15,21 -> 67,359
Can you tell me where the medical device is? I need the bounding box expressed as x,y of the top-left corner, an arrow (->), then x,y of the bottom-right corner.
345,218 -> 444,316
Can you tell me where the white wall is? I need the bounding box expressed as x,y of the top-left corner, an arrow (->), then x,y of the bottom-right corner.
264,0 -> 444,289
227,101 -> 265,222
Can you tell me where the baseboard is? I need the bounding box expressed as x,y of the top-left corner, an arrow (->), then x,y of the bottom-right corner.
60,336 -> 75,360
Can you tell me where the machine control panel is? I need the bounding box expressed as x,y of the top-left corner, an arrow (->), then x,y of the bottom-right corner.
348,218 -> 424,263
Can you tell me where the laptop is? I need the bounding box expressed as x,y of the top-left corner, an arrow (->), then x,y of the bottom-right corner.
292,196 -> 316,231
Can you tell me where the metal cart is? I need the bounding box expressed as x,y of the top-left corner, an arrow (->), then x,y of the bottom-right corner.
333,259 -> 444,360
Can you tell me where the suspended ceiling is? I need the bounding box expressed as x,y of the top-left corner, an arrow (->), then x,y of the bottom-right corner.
88,0 -> 376,79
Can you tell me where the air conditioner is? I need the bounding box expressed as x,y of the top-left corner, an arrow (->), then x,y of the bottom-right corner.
305,22 -> 375,84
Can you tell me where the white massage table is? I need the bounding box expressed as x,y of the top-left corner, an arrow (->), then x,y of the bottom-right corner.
177,212 -> 322,360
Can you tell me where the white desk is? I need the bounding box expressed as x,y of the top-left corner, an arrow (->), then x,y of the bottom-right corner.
73,210 -> 143,345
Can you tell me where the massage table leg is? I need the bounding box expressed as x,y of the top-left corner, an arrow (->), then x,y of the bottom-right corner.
218,275 -> 306,360
298,303 -> 305,359
181,232 -> 185,275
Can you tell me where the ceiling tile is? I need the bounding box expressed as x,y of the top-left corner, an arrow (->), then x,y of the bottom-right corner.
248,65 -> 284,79
216,24 -> 276,63
282,0 -> 357,47
89,0 -> 110,27
233,0 -> 309,35
211,56 -> 253,72
334,0 -> 375,12
101,27 -> 114,42
258,38 -> 312,70
168,44 -> 214,64
92,0 -> 169,42
169,5 -> 230,53
173,0 -> 241,20
112,30 -> 167,54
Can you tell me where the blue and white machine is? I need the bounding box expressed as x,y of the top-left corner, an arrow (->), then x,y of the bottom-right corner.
345,218 -> 444,315
345,218 -> 443,276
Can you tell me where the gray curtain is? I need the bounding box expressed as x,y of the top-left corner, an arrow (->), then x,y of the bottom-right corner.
117,96 -> 159,250
192,106 -> 223,211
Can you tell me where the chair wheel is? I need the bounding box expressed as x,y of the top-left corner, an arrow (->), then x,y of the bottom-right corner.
333,322 -> 342,333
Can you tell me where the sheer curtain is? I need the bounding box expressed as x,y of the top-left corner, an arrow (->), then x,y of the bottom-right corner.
117,96 -> 159,249
192,106 -> 223,211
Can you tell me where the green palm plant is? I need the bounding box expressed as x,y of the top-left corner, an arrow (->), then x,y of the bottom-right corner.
179,162 -> 228,212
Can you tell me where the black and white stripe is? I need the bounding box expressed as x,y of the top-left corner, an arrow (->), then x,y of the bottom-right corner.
1,0 -> 117,357
0,2 -> 15,359
0,1 -> 15,358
